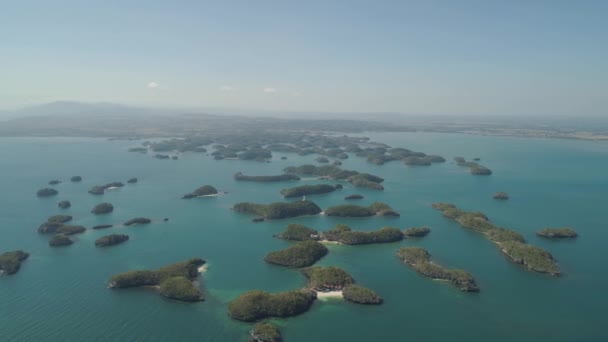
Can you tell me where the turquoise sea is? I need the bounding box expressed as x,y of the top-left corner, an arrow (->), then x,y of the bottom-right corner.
1,133 -> 607,341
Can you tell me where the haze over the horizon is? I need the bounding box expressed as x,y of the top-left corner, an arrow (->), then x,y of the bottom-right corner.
1,1 -> 607,116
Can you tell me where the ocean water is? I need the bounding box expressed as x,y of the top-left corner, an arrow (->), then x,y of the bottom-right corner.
0,133 -> 607,342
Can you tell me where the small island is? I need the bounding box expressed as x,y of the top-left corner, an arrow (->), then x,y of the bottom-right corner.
403,226 -> 431,237
95,234 -> 129,247
88,182 -> 124,195
493,192 -> 509,200
342,284 -> 383,305
36,188 -> 58,197
234,172 -> 300,182
47,215 -> 72,223
233,200 -> 322,219
228,289 -> 317,322
280,184 -> 340,198
302,266 -> 354,291
347,174 -> 384,190
58,200 -> 71,209
275,224 -> 318,241
109,258 -> 205,302
55,225 -> 86,235
283,164 -> 384,190
127,177 -> 138,184
124,217 -> 151,226
396,247 -> 479,292
49,234 -> 74,247
249,322 -> 282,342
344,194 -> 364,200
321,225 -> 403,245
455,159 -> 492,175
92,224 -> 113,230
91,203 -> 114,215
536,227 -> 578,239
264,241 -> 328,268
182,185 -> 218,199
48,180 -> 62,185
324,202 -> 399,217
432,202 -> 560,276
70,176 -> 82,182
0,250 -> 29,275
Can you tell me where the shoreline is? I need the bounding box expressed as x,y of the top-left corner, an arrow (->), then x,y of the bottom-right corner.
198,264 -> 208,273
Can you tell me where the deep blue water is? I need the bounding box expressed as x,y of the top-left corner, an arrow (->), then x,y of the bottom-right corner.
0,133 -> 607,341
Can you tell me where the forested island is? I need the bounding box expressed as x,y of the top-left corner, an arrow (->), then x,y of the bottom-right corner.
109,258 -> 205,302
493,192 -> 509,200
302,266 -> 382,304
233,200 -> 322,219
280,184 -> 340,198
324,202 -> 399,217
342,285 -> 383,304
182,185 -> 218,199
91,202 -> 114,214
283,165 -> 385,190
403,226 -> 431,237
88,182 -> 124,195
49,234 -> 73,247
124,217 -> 151,226
432,203 -> 560,275
344,194 -> 364,200
321,224 -> 403,245
396,247 -> 479,292
536,227 -> 578,239
264,241 -> 328,267
58,200 -> 71,209
0,250 -> 29,275
249,322 -> 282,342
454,158 -> 492,175
70,176 -> 82,182
95,234 -> 129,247
234,172 -> 300,182
36,188 -> 58,197
275,224 -> 319,241
228,289 -> 317,322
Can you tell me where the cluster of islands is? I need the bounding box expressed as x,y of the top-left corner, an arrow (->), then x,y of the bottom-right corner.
3,129 -> 582,341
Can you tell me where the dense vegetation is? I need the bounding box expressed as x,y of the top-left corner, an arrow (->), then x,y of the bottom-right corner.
70,176 -> 82,182
49,180 -> 61,185
264,241 -> 328,267
124,217 -> 151,226
283,164 -> 385,189
455,158 -> 492,175
37,188 -> 58,197
0,250 -> 29,275
396,247 -> 479,292
302,266 -> 354,291
280,184 -> 339,198
322,225 -> 403,244
233,200 -> 322,219
342,285 -> 383,305
58,200 -> 71,209
432,202 -> 560,275
324,202 -> 399,217
234,172 -> 300,182
38,222 -> 64,234
55,225 -> 86,235
403,226 -> 431,237
92,224 -> 113,230
159,276 -> 204,302
49,234 -> 74,247
95,234 -> 129,247
127,177 -> 138,184
91,202 -> 114,214
275,224 -> 319,241
182,185 -> 218,199
536,227 -> 578,239
228,289 -> 317,322
47,215 -> 72,223
249,322 -> 282,342
109,258 -> 205,301
344,194 -> 364,200
347,174 -> 384,190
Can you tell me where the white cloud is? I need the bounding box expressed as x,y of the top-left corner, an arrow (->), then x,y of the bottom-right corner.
263,87 -> 277,93
219,85 -> 235,91
147,82 -> 160,89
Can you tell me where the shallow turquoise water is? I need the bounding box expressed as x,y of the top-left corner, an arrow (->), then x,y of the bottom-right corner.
0,133 -> 607,341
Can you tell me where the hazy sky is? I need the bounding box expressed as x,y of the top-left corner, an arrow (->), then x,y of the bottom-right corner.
1,0 -> 607,115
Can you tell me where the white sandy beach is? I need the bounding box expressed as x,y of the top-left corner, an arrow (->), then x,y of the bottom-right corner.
198,264 -> 209,273
316,290 -> 343,300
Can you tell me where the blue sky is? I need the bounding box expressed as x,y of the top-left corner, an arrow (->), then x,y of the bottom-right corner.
1,0 -> 606,115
